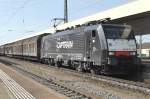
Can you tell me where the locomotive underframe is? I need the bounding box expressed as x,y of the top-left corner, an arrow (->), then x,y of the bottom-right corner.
41,55 -> 141,75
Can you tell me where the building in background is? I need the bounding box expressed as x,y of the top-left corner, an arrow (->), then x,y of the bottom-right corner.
138,43 -> 150,58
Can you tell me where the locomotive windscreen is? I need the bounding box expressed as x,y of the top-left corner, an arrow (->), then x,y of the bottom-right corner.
102,25 -> 134,39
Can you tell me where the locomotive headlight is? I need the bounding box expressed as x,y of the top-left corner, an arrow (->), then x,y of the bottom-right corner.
92,39 -> 95,43
130,52 -> 136,55
109,52 -> 115,55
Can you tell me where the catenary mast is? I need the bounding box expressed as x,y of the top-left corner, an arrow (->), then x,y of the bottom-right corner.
64,0 -> 68,23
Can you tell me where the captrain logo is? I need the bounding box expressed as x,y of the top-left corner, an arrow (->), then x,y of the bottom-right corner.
56,41 -> 73,49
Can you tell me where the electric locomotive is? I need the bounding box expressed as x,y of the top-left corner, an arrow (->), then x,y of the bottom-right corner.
41,20 -> 141,75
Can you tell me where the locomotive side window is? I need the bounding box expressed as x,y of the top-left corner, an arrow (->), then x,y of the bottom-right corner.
92,30 -> 96,37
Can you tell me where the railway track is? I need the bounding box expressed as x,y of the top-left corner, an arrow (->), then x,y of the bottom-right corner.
0,58 -> 91,99
0,57 -> 150,98
56,67 -> 150,95
31,60 -> 150,95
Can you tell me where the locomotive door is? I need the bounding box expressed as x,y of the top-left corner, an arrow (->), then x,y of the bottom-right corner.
86,30 -> 103,66
86,31 -> 93,60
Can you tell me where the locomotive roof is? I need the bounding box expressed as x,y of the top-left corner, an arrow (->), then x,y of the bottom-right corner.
44,23 -> 132,39
54,24 -> 99,36
55,23 -> 131,34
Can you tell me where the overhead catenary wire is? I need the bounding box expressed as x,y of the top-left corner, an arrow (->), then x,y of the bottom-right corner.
0,0 -> 31,29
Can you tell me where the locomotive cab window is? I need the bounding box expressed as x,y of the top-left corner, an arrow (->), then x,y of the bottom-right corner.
102,25 -> 134,39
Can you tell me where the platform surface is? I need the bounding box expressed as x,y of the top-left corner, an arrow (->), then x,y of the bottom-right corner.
0,63 -> 68,99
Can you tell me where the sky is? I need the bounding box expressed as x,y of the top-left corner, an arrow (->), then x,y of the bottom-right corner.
0,0 -> 149,45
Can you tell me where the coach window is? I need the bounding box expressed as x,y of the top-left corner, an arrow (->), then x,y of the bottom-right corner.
32,43 -> 35,52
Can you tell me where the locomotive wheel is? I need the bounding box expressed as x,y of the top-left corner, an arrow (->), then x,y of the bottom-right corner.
55,61 -> 62,68
40,59 -> 44,64
90,69 -> 96,75
100,65 -> 107,75
48,59 -> 55,66
48,59 -> 51,66
76,65 -> 83,72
